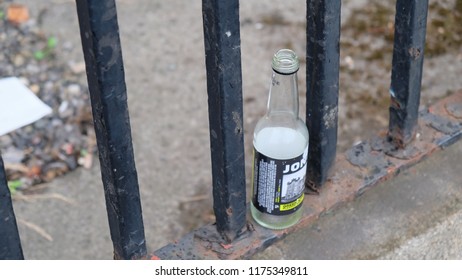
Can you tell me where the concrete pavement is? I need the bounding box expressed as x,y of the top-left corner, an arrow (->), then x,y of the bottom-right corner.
254,140 -> 462,259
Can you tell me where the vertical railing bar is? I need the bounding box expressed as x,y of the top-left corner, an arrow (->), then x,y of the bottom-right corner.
388,0 -> 429,147
0,156 -> 24,260
202,0 -> 246,242
75,0 -> 146,259
305,0 -> 341,190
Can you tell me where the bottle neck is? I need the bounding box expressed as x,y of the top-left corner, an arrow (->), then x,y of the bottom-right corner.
267,70 -> 299,118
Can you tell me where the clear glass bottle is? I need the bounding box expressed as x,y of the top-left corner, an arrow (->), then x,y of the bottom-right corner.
251,49 -> 309,230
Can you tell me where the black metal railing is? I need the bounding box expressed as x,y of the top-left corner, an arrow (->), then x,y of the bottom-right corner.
0,0 -> 432,259
0,156 -> 24,260
75,0 -> 147,260
388,0 -> 429,147
305,0 -> 341,191
202,0 -> 247,243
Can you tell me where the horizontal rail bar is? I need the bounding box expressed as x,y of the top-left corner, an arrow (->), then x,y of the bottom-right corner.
76,0 -> 146,259
153,90 -> 462,259
202,0 -> 247,242
305,0 -> 341,189
0,156 -> 24,260
388,0 -> 429,147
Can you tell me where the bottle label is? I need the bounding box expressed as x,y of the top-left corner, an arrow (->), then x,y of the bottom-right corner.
252,147 -> 308,216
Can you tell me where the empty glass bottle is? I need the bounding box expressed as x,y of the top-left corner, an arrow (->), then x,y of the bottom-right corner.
251,49 -> 309,230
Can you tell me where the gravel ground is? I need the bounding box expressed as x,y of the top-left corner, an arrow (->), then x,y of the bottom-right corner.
1,0 -> 94,191
3,0 -> 462,258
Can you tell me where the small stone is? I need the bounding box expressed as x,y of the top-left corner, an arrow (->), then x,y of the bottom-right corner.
62,155 -> 78,170
344,56 -> 355,70
33,136 -> 43,147
23,125 -> 34,133
26,64 -> 40,75
29,84 -> 40,94
64,124 -> 74,132
13,54 -> 25,67
51,118 -> 63,127
48,72 -> 60,82
69,61 -> 86,74
62,143 -> 74,155
18,77 -> 29,86
0,135 -> 13,147
67,84 -> 81,96
78,153 -> 93,169
2,147 -> 25,163
34,119 -> 48,129
43,81 -> 54,92
58,101 -> 69,114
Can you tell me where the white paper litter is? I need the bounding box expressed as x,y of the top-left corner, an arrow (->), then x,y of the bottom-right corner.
0,77 -> 52,136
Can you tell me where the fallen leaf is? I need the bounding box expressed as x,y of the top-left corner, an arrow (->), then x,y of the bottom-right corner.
7,4 -> 29,25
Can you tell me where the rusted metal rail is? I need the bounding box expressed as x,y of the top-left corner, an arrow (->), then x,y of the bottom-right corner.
388,0 -> 429,147
153,91 -> 462,259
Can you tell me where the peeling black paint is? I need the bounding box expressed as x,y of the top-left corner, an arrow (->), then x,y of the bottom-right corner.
345,142 -> 393,177
306,0 -> 341,189
202,0 -> 246,242
371,136 -> 422,160
421,112 -> 462,135
76,0 -> 146,260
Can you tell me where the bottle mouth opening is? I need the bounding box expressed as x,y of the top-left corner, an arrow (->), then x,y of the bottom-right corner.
271,49 -> 299,75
